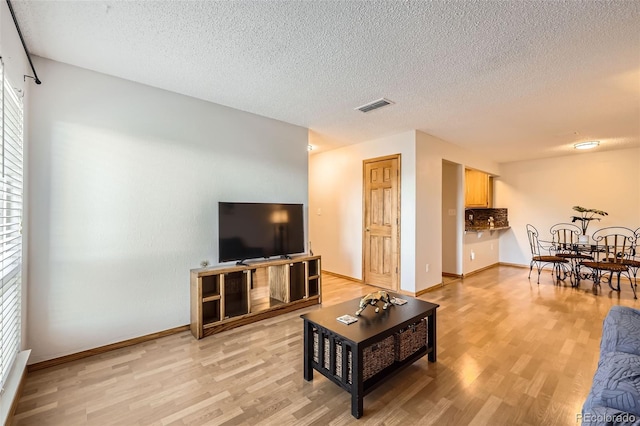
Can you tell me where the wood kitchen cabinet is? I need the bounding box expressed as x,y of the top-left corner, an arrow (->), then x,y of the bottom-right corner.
465,168 -> 492,208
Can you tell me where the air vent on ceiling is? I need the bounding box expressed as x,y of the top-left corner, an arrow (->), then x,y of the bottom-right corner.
355,98 -> 395,113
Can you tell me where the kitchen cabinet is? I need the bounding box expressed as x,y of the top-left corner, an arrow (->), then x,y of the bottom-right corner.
465,168 -> 492,208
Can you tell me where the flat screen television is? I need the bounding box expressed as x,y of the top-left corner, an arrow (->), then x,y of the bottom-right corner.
218,202 -> 305,263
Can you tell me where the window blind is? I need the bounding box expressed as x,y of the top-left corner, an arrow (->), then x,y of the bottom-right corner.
0,60 -> 23,389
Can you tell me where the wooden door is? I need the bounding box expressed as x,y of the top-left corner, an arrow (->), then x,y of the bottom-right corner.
363,155 -> 400,290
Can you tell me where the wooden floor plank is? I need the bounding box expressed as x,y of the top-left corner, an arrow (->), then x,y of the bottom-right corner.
14,266 -> 640,425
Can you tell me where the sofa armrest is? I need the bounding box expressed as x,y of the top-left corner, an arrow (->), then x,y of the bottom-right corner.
601,306 -> 640,356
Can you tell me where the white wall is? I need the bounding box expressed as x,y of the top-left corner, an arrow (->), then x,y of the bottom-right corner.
497,147 -> 640,267
26,57 -> 309,363
309,129 -> 500,294
308,131 -> 416,292
415,131 -> 499,291
463,231 -> 500,272
441,161 -> 458,274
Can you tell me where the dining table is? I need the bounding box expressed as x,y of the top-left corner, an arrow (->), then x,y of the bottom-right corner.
554,241 -> 604,283
543,239 -> 634,293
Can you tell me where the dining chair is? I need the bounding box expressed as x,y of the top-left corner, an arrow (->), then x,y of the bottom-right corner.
526,224 -> 570,284
550,223 -> 594,285
550,223 -> 594,256
617,227 -> 640,295
580,227 -> 637,299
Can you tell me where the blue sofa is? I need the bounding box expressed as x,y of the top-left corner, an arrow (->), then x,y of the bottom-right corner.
582,306 -> 640,425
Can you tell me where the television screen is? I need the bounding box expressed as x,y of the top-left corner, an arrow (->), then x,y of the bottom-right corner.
218,202 -> 305,263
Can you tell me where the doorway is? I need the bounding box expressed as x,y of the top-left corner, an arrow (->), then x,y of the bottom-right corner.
442,160 -> 462,280
362,154 -> 401,291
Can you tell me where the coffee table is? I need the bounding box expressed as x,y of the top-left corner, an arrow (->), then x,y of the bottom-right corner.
301,294 -> 438,418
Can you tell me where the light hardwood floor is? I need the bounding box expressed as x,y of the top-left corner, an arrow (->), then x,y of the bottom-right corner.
13,266 -> 640,425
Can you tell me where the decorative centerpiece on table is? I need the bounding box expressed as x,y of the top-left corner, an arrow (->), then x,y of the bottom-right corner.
355,291 -> 393,316
570,206 -> 608,243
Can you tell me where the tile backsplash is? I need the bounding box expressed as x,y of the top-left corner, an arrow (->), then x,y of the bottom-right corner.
465,208 -> 509,229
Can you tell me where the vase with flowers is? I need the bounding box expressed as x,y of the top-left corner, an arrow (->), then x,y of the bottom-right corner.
570,206 -> 608,243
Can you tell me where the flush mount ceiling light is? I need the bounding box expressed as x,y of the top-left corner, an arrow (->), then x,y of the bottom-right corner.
574,141 -> 600,150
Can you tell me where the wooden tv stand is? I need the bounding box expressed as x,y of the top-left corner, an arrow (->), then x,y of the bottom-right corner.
190,255 -> 321,339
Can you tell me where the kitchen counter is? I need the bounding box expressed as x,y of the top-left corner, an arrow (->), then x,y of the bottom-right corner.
465,226 -> 511,232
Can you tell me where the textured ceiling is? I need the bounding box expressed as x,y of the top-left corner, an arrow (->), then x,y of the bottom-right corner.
11,0 -> 640,162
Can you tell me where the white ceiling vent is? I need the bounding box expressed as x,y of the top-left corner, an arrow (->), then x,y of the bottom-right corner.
355,98 -> 395,113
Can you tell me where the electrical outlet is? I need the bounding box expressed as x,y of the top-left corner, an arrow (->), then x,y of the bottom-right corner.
468,214 -> 473,221
470,251 -> 475,260
425,264 -> 429,272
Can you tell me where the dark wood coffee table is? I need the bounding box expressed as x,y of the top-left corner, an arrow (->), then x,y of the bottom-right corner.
301,294 -> 438,418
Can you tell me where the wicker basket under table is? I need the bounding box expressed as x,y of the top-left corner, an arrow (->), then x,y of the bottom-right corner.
313,329 -> 395,383
395,318 -> 427,361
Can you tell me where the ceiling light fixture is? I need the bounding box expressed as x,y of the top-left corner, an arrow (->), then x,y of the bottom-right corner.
574,141 -> 600,150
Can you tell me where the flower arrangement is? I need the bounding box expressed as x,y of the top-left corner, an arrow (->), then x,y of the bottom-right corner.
570,206 -> 608,235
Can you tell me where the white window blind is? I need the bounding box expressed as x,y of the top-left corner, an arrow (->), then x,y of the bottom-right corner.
0,59 -> 23,389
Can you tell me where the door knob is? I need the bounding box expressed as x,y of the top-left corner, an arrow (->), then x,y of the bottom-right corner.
366,228 -> 370,231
